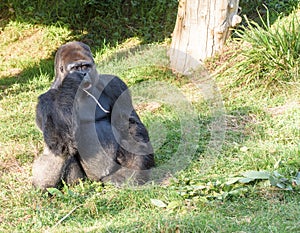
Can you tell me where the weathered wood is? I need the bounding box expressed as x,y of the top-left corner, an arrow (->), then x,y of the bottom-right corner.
169,0 -> 241,74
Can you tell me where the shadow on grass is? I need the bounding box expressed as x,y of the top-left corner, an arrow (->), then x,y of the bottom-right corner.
0,0 -> 178,48
225,106 -> 259,143
1,0 -> 298,47
0,0 -> 178,95
0,57 -> 54,99
0,0 -> 298,94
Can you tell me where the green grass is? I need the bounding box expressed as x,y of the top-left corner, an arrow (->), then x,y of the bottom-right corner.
1,3 -> 300,233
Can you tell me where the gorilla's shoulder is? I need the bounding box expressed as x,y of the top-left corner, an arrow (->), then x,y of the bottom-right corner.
99,74 -> 128,90
99,74 -> 129,99
38,89 -> 57,103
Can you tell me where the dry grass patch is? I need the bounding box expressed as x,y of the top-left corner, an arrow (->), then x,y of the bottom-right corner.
266,101 -> 300,116
0,22 -> 72,78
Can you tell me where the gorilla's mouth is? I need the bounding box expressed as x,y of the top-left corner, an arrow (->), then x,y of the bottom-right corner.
82,82 -> 92,90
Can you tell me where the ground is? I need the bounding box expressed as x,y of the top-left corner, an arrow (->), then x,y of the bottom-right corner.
0,11 -> 299,233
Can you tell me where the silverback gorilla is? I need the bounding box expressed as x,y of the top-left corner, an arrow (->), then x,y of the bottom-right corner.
32,41 -> 155,190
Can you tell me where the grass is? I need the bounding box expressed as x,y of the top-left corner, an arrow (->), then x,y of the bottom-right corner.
0,2 -> 300,233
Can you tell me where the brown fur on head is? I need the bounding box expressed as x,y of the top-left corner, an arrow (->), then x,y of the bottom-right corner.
52,41 -> 96,89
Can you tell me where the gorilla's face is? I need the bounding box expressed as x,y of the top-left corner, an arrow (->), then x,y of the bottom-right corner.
52,41 -> 96,89
66,62 -> 96,91
65,71 -> 94,91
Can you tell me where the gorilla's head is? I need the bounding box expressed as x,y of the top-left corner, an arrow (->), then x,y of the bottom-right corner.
52,41 -> 96,89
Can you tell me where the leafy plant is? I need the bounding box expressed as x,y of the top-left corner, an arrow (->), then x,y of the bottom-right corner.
172,170 -> 300,203
269,170 -> 300,190
227,170 -> 300,191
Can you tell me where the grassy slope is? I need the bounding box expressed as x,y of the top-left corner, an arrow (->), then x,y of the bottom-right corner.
0,12 -> 300,233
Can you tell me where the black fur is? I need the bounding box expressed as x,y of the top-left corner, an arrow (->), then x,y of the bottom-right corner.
36,73 -> 82,156
32,42 -> 154,190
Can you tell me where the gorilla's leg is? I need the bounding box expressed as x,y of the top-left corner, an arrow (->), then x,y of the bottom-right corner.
32,147 -> 85,190
101,168 -> 151,186
76,121 -> 120,181
63,155 -> 86,185
101,143 -> 154,186
32,148 -> 65,190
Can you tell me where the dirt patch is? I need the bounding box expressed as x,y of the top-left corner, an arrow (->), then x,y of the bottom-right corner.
0,28 -> 48,61
0,67 -> 22,79
0,158 -> 23,175
266,101 -> 299,116
135,101 -> 162,113
225,113 -> 257,133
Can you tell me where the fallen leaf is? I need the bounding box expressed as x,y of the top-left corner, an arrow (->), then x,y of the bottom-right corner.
242,170 -> 270,180
238,177 -> 255,184
225,177 -> 243,185
240,146 -> 248,152
150,199 -> 167,208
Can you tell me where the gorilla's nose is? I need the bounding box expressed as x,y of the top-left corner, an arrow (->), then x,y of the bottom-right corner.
78,71 -> 87,77
81,73 -> 92,90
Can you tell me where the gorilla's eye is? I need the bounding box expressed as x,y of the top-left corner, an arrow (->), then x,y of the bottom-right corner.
68,63 -> 92,73
82,65 -> 88,70
70,65 -> 80,71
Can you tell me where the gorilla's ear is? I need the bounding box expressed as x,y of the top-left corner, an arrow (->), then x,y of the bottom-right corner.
52,45 -> 65,89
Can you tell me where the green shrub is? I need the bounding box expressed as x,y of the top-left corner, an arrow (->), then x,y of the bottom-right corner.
240,0 -> 299,23
228,9 -> 300,88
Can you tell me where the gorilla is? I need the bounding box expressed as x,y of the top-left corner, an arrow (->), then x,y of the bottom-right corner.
32,41 -> 155,190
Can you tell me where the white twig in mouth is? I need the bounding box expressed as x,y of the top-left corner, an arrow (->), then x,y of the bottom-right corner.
81,88 -> 110,113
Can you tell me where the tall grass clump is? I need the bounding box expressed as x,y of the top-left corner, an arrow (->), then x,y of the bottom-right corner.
229,9 -> 300,88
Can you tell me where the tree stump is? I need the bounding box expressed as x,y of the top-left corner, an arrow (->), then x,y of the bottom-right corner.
169,0 -> 241,74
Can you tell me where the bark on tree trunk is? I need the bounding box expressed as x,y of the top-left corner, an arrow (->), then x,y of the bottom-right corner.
169,0 -> 241,74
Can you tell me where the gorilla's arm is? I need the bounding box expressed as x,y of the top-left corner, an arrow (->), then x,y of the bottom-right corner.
75,74 -> 154,185
36,76 -> 81,156
36,90 -> 56,131
33,74 -> 86,190
99,74 -> 153,148
96,75 -> 155,185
